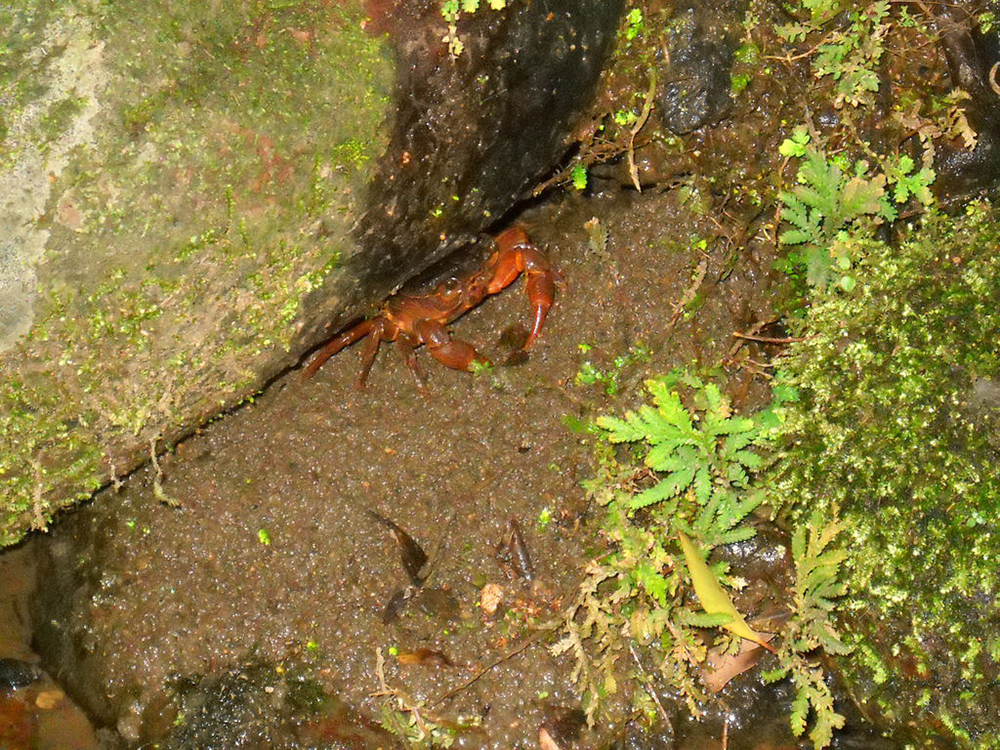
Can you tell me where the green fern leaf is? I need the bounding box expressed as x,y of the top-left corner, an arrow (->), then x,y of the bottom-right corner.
840,173 -> 885,218
629,472 -> 691,509
693,467 -> 712,503
646,442 -> 695,471
595,414 -> 646,442
634,559 -> 668,604
760,665 -> 789,683
718,525 -> 757,545
804,244 -> 834,286
724,430 -> 757,452
780,228 -> 814,246
711,415 -> 753,436
732,449 -> 763,470
789,682 -> 810,737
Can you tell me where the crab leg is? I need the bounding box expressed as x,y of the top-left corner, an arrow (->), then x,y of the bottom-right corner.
393,334 -> 426,386
522,262 -> 555,350
415,319 -> 489,371
356,319 -> 388,387
303,319 -> 375,379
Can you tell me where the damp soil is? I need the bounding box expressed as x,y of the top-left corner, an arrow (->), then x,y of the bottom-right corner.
8,183 -> 883,748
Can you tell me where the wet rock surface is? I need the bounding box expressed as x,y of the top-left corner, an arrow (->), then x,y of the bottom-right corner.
931,2 -> 1000,201
347,0 -> 625,306
29,183 -> 804,748
0,659 -> 42,692
656,0 -> 747,134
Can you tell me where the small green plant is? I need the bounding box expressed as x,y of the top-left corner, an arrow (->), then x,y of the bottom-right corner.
779,130 -> 889,289
554,372 -> 787,721
440,0 -> 506,56
762,509 -> 850,748
778,128 -> 933,290
623,7 -> 645,41
558,373 -> 849,747
778,1 -> 890,109
374,648 -> 458,748
595,372 -> 766,548
574,343 -> 650,396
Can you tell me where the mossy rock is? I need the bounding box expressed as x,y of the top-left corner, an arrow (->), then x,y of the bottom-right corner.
775,204 -> 1000,747
0,0 -> 625,548
0,0 -> 392,547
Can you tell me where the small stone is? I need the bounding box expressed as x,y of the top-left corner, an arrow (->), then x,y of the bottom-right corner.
480,583 -> 504,616
35,689 -> 64,709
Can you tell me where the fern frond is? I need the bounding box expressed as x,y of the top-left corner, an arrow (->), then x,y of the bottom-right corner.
629,474 -> 689,509
595,414 -> 646,442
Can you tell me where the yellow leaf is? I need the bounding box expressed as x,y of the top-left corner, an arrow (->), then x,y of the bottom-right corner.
678,530 -> 775,653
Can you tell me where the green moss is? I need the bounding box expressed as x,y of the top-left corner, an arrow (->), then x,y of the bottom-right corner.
0,0 -> 392,546
774,203 -> 1000,747
35,95 -> 87,144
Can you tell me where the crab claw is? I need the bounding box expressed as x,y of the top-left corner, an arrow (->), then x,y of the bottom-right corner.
523,264 -> 555,350
416,319 -> 491,371
488,227 -> 555,350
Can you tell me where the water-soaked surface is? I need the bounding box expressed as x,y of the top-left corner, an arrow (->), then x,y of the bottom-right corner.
0,545 -> 103,749
7,184 -> 892,748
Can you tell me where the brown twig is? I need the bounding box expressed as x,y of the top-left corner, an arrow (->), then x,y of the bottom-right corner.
432,622 -> 557,705
627,71 -> 658,192
628,644 -> 672,730
731,331 -> 814,344
668,254 -> 710,330
31,457 -> 47,532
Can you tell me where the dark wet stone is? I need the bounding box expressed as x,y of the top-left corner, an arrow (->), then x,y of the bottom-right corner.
541,704 -> 586,747
930,2 -> 1000,200
340,0 -> 625,327
158,662 -> 397,750
656,1 -> 747,134
0,658 -> 42,690
158,665 -> 290,750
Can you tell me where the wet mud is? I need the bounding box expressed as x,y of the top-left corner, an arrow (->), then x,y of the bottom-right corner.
12,182 -> 886,748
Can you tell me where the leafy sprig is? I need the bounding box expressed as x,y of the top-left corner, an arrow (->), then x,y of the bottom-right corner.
762,510 -> 850,749
556,372 -> 784,722
596,373 -> 766,551
778,1 -> 891,109
778,129 -> 934,291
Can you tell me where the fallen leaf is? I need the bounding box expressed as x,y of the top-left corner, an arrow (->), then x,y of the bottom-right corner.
539,726 -> 562,750
678,530 -> 775,653
396,648 -> 455,667
34,690 -> 64,710
703,634 -> 775,692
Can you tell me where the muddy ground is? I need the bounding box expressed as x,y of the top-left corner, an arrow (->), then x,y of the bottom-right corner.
3,182 -> 891,748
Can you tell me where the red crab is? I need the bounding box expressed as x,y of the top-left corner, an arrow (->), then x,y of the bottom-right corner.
303,226 -> 555,386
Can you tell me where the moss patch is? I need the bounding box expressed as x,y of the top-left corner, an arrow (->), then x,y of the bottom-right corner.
0,0 -> 392,546
774,203 -> 1000,747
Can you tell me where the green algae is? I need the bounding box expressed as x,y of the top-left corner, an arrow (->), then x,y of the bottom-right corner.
773,203 -> 1000,747
0,0 -> 392,546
